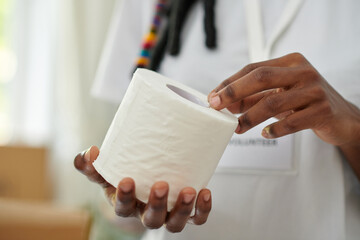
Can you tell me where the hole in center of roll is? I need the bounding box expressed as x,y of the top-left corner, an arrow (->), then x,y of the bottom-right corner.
167,84 -> 208,107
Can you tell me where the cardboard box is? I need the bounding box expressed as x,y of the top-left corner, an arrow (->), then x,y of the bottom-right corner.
0,198 -> 91,240
0,146 -> 51,201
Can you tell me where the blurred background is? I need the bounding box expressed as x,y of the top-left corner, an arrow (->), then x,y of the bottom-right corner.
0,0 -> 143,239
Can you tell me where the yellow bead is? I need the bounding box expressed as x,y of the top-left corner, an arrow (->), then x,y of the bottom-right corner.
137,57 -> 149,65
145,32 -> 156,42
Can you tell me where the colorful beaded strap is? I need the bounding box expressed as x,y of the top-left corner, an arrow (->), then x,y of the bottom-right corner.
135,0 -> 169,69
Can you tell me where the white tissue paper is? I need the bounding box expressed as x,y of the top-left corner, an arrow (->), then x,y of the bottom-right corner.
93,69 -> 238,210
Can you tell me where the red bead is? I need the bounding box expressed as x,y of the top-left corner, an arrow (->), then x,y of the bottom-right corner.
143,42 -> 153,49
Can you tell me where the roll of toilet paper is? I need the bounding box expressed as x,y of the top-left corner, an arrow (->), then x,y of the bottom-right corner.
93,69 -> 238,210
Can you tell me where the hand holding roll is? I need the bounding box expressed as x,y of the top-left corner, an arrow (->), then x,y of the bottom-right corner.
74,69 -> 237,232
74,146 -> 211,233
93,69 -> 237,210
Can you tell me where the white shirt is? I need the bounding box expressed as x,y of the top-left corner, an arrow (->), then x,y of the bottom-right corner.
92,0 -> 360,239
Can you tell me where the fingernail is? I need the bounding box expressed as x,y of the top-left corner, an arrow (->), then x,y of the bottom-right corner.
154,188 -> 167,199
84,147 -> 91,162
262,126 -> 272,138
203,193 -> 211,202
183,193 -> 195,204
209,95 -> 221,108
120,181 -> 132,194
235,124 -> 241,133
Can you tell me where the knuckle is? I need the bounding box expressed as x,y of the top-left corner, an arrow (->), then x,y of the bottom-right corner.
117,194 -> 133,205
240,113 -> 252,128
309,85 -> 326,99
252,67 -> 273,84
222,79 -> 231,88
263,95 -> 281,114
290,52 -> 305,62
224,85 -> 235,99
178,207 -> 193,217
149,202 -> 166,212
300,67 -> 318,83
243,63 -> 258,74
282,118 -> 297,133
287,52 -> 310,67
238,99 -> 245,113
216,79 -> 231,92
319,101 -> 332,115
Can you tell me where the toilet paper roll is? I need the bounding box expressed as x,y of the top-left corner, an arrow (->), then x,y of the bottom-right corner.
93,69 -> 238,210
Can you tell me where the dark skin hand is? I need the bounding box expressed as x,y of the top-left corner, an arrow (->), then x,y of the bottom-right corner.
74,146 -> 211,233
74,53 -> 359,233
208,52 -> 360,179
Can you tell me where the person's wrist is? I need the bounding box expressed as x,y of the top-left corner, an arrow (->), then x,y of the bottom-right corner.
338,112 -> 360,179
342,101 -> 360,146
342,123 -> 360,148
338,106 -> 360,157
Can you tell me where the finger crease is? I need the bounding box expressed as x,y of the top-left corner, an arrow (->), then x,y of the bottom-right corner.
239,99 -> 245,113
241,113 -> 252,127
225,85 -> 235,98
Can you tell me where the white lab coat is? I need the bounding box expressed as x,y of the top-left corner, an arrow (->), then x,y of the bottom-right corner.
92,0 -> 360,239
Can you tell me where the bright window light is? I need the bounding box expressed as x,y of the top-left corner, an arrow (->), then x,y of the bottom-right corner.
0,0 -> 14,144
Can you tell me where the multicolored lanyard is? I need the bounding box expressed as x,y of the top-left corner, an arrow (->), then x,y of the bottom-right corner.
135,0 -> 169,69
